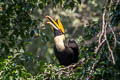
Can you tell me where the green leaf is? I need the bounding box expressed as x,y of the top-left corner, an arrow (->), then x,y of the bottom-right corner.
30,30 -> 35,37
77,0 -> 81,4
24,52 -> 33,56
39,3 -> 43,9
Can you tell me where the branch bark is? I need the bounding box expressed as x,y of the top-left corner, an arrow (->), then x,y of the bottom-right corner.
80,26 -> 120,46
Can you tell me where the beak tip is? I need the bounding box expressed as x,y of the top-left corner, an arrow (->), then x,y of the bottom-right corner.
46,15 -> 64,33
45,15 -> 49,18
46,22 -> 50,24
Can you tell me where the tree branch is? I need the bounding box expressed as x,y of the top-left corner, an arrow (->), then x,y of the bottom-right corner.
80,26 -> 120,46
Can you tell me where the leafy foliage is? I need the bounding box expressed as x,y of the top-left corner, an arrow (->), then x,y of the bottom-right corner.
0,0 -> 120,80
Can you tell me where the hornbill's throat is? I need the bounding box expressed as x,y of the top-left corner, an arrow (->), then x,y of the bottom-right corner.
46,16 -> 65,35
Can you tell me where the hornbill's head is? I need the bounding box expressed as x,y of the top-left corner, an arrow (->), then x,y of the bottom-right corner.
46,16 -> 65,37
46,16 -> 65,51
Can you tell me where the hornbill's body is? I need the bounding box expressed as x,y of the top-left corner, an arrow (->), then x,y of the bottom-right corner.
46,16 -> 79,66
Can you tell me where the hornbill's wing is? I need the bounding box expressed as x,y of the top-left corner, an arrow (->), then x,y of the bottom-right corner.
54,44 -> 74,66
68,39 -> 79,63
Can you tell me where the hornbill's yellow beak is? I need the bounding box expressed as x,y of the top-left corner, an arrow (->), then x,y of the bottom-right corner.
46,16 -> 65,33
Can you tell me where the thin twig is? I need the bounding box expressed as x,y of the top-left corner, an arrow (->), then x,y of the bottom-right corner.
95,39 -> 106,53
86,9 -> 107,80
80,27 -> 120,46
57,58 -> 85,79
98,11 -> 106,44
104,24 -> 115,64
106,39 -> 116,64
109,25 -> 117,48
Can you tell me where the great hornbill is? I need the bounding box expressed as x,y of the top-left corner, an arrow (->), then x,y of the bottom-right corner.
46,16 -> 79,66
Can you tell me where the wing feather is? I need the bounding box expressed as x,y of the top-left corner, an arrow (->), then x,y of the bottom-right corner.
68,39 -> 79,63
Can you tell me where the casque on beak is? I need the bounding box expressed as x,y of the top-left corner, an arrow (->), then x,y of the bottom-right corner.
46,16 -> 65,33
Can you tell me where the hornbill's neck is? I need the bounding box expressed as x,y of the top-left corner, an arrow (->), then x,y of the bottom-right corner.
53,28 -> 65,51
54,34 -> 65,52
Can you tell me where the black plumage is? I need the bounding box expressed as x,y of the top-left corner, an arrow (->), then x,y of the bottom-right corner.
54,39 -> 79,66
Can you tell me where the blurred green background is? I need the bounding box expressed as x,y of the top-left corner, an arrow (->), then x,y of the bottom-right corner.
0,0 -> 120,80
